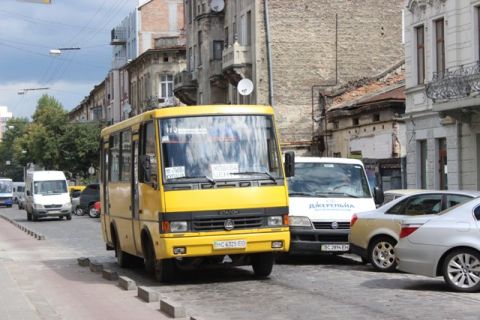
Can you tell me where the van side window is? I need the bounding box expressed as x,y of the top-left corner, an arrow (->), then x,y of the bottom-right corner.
139,121 -> 157,184
109,134 -> 120,182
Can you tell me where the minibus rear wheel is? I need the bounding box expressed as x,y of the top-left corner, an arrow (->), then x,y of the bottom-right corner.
252,253 -> 274,279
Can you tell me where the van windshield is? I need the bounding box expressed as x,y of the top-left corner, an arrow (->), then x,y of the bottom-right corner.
34,180 -> 67,195
160,115 -> 281,183
288,162 -> 371,198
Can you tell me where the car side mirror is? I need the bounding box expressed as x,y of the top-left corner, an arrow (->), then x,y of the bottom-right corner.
284,151 -> 295,178
374,186 -> 384,205
26,190 -> 31,196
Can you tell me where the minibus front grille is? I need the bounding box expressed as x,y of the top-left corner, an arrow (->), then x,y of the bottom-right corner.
192,216 -> 264,231
44,205 -> 62,209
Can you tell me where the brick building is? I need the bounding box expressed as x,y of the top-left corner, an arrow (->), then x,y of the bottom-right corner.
175,0 -> 404,153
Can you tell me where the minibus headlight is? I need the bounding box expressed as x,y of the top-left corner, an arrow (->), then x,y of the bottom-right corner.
267,216 -> 283,226
170,221 -> 188,233
33,204 -> 44,209
289,216 -> 312,227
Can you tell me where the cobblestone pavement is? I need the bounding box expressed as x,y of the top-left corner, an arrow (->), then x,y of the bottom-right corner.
2,205 -> 480,320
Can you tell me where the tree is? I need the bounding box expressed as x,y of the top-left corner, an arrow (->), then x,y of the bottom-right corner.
0,118 -> 29,180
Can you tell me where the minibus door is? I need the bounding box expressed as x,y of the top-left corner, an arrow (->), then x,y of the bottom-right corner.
131,137 -> 142,255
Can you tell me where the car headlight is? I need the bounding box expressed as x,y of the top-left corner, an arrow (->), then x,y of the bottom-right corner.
33,204 -> 44,209
267,216 -> 283,226
289,216 -> 312,227
170,221 -> 188,233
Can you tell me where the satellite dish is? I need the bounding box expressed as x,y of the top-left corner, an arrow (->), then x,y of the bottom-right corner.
237,78 -> 254,96
210,0 -> 224,12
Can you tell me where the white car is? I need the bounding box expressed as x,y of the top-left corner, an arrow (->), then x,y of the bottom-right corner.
349,190 -> 480,271
396,197 -> 480,292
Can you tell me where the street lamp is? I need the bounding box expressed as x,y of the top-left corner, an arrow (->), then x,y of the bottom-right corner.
18,87 -> 50,95
49,47 -> 81,56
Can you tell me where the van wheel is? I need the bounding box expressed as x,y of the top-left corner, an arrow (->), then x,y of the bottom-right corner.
251,253 -> 275,279
115,233 -> 133,268
144,240 -> 156,275
66,214 -> 72,220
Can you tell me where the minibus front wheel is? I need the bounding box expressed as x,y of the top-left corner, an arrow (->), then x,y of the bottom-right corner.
251,253 -> 274,279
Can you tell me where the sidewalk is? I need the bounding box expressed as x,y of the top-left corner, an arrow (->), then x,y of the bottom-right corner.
0,218 -> 170,320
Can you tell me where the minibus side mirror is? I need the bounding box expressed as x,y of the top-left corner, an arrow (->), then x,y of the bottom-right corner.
284,151 -> 295,178
26,190 -> 31,196
374,186 -> 384,205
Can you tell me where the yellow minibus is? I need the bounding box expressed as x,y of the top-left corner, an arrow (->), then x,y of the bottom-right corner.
99,105 -> 294,282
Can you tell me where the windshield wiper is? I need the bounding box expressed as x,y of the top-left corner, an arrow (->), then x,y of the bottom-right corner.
325,191 -> 360,198
230,171 -> 277,183
288,191 -> 316,197
168,176 -> 216,185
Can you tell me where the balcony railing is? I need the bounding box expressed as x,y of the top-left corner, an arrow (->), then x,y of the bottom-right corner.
222,41 -> 251,70
111,27 -> 127,45
426,61 -> 480,102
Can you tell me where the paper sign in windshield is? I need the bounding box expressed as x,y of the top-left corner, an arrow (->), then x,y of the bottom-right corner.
165,166 -> 186,180
210,163 -> 239,179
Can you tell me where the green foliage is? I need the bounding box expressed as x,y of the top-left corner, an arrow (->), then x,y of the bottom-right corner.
0,94 -> 101,181
0,118 -> 29,180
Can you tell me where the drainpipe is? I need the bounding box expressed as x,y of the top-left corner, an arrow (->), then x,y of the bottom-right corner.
264,0 -> 274,106
456,120 -> 462,189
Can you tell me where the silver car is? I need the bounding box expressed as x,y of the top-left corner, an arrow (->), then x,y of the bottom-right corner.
349,190 -> 480,272
396,197 -> 480,292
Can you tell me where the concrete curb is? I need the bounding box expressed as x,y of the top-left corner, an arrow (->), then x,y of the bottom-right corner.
160,299 -> 186,318
118,276 -> 137,290
102,269 -> 119,281
138,286 -> 159,302
0,214 -> 46,240
89,260 -> 104,273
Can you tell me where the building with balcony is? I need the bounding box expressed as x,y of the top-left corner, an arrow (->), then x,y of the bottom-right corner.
176,0 -> 404,153
404,0 -> 480,190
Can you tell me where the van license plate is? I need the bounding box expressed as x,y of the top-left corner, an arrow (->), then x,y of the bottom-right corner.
321,244 -> 349,252
213,240 -> 246,250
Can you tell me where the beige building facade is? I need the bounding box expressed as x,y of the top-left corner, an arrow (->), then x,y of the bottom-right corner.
175,0 -> 404,152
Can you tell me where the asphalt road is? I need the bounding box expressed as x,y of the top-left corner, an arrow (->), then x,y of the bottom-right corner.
1,205 -> 480,320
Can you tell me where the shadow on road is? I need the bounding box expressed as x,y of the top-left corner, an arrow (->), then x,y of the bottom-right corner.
361,277 -> 449,292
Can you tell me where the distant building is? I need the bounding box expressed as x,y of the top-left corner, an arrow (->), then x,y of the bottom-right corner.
404,0 -> 480,190
0,106 -> 13,141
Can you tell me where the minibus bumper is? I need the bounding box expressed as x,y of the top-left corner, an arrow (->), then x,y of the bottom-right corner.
158,229 -> 290,259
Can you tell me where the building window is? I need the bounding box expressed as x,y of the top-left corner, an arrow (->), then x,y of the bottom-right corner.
198,31 -> 202,66
188,47 -> 193,71
416,25 -> 425,84
213,41 -> 224,60
225,27 -> 229,47
435,18 -> 445,77
373,114 -> 380,122
160,74 -> 174,99
186,0 -> 191,23
240,11 -> 251,46
437,138 -> 447,190
418,140 -> 427,189
352,117 -> 359,126
477,7 -> 480,60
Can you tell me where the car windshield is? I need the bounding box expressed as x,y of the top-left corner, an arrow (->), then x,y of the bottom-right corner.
0,181 -> 12,193
34,180 -> 67,195
160,115 -> 281,183
288,162 -> 371,198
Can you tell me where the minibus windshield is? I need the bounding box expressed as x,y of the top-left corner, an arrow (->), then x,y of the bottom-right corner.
0,180 -> 12,193
34,180 -> 67,195
288,162 -> 371,198
160,115 -> 281,183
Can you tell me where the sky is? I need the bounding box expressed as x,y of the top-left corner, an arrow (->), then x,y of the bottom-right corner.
0,0 -> 138,119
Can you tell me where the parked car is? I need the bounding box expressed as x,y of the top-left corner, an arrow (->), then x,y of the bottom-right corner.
13,182 -> 25,204
349,190 -> 480,272
78,184 -> 100,218
69,186 -> 85,216
396,197 -> 480,292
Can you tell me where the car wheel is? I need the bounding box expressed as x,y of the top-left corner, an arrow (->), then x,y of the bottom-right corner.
251,253 -> 275,279
369,236 -> 397,272
442,248 -> 480,292
88,205 -> 99,218
75,207 -> 84,216
66,214 -> 72,220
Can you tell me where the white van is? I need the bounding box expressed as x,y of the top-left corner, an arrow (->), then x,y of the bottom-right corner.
25,171 -> 72,221
287,157 -> 383,255
13,182 -> 25,205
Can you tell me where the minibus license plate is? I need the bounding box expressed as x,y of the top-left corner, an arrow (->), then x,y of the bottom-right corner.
213,240 -> 246,250
321,244 -> 349,252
